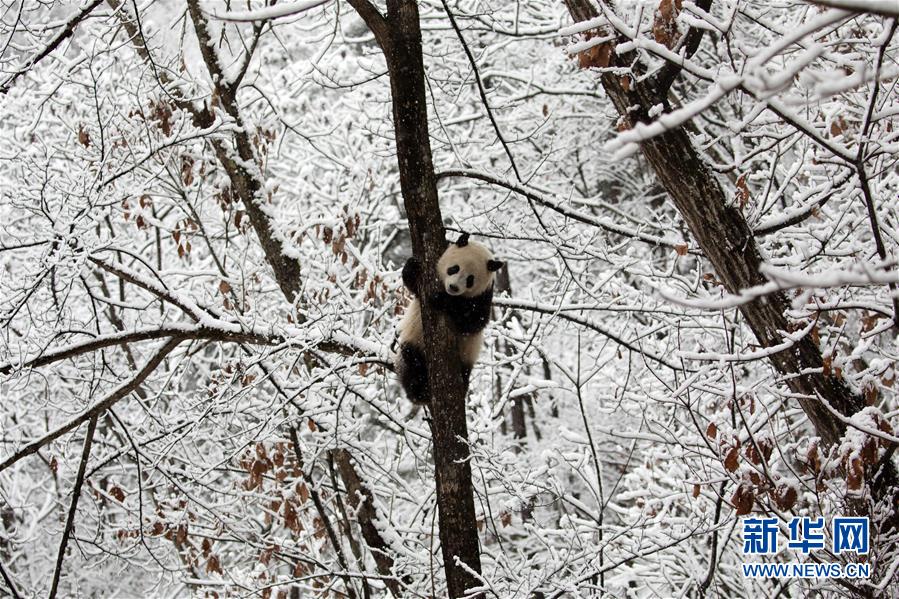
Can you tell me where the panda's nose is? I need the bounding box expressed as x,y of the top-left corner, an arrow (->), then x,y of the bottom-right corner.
448,284 -> 459,294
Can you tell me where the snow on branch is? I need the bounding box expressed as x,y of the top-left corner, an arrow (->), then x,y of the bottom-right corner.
677,319 -> 817,363
659,262 -> 899,311
606,79 -> 737,158
211,0 -> 332,22
809,0 -> 899,17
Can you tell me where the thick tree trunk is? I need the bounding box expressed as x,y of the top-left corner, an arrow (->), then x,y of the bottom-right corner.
382,4 -> 483,596
345,1 -> 484,596
332,449 -> 411,597
563,0 -> 897,524
563,0 -> 860,446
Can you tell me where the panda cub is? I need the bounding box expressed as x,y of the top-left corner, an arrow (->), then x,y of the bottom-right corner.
396,233 -> 504,404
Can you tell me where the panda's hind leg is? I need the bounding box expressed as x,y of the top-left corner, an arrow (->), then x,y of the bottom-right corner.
398,343 -> 430,404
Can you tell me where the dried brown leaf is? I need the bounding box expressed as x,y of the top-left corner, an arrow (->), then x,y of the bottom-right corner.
724,446 -> 740,472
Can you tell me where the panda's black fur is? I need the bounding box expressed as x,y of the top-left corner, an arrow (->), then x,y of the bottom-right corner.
395,233 -> 503,404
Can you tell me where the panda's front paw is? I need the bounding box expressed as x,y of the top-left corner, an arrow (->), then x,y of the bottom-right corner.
402,257 -> 422,296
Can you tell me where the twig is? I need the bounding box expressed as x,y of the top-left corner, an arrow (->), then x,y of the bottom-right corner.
47,415 -> 99,599
0,559 -> 23,599
440,0 -> 522,183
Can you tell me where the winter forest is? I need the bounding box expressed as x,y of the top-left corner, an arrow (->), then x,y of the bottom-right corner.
1,0 -> 898,597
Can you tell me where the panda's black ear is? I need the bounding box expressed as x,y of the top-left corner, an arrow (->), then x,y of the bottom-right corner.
455,232 -> 470,247
487,259 -> 505,272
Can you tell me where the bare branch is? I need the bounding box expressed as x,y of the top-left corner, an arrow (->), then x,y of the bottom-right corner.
47,415 -> 99,599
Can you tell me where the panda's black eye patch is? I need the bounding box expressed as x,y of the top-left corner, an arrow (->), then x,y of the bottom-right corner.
466,275 -> 475,288
447,265 -> 460,275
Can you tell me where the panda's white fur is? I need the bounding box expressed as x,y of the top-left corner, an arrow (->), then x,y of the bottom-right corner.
398,240 -> 495,366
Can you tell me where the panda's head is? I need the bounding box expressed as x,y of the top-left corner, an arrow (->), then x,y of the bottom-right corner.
436,233 -> 504,297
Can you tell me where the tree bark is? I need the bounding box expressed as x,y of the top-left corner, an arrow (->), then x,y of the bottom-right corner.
382,3 -> 484,596
344,1 -> 484,595
332,449 -> 412,597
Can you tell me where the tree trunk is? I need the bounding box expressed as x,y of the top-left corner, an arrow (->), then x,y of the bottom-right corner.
345,1 -> 484,596
332,449 -> 411,597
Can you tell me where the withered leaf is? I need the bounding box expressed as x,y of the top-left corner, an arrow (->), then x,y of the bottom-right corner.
773,484 -> 797,510
109,486 -> 126,502
731,484 -> 754,516
724,446 -> 740,472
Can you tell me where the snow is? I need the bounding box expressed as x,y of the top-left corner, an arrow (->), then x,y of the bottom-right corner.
812,0 -> 899,16
212,0 -> 332,22
2,2 -> 898,597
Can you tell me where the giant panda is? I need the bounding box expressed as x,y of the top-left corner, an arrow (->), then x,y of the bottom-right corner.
395,233 -> 505,404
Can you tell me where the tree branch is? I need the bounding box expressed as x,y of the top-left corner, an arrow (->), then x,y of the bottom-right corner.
0,338 -> 180,473
494,297 -> 685,371
89,256 -> 211,322
0,0 -> 105,94
438,168 -> 690,250
344,0 -> 390,49
655,0 -> 713,92
0,326 -> 271,375
47,414 -> 99,599
0,559 -> 22,599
